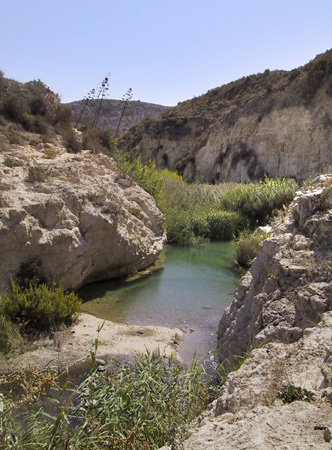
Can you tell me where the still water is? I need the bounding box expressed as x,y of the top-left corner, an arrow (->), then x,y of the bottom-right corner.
79,241 -> 240,363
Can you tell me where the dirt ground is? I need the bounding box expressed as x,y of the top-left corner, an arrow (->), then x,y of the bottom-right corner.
0,313 -> 185,373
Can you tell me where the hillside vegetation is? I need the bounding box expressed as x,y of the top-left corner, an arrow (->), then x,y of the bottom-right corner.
119,49 -> 332,183
67,98 -> 167,135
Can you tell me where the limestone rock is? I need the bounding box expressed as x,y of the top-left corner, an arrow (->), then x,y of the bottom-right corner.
217,178 -> 332,368
0,145 -> 165,293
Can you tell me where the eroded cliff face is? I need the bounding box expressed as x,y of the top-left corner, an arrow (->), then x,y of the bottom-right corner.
0,142 -> 165,293
121,50 -> 332,183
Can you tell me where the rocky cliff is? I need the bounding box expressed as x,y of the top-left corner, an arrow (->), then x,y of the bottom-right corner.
121,50 -> 332,183
0,140 -> 165,294
161,177 -> 332,449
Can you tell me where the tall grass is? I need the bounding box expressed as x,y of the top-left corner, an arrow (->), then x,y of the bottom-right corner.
111,151 -> 297,245
0,351 -> 211,450
217,177 -> 297,228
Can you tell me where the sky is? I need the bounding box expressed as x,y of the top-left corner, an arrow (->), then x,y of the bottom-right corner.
1,0 -> 332,106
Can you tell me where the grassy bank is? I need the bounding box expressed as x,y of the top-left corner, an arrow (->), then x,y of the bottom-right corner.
113,151 -> 297,247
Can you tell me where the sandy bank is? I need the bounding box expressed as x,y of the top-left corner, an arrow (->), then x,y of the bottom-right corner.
0,313 -> 185,373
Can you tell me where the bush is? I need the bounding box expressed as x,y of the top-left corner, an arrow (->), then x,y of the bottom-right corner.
25,163 -> 51,182
53,104 -> 73,129
82,127 -> 112,153
15,256 -> 48,288
1,94 -> 29,123
62,128 -> 82,152
1,280 -> 81,330
112,151 -> 296,246
234,229 -> 269,268
277,385 -> 315,403
205,210 -> 245,240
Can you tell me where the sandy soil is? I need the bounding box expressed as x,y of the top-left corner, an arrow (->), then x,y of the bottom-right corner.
0,313 -> 185,373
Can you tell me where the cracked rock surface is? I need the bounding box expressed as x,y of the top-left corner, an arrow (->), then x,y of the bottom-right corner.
0,143 -> 165,292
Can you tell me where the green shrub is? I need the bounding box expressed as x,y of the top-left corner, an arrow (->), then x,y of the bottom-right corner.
219,177 -> 297,228
25,163 -> 51,182
319,185 -> 332,210
277,385 -> 315,403
82,127 -> 112,153
62,128 -> 82,152
234,229 -> 269,268
1,280 -> 81,330
53,104 -> 73,129
76,352 -> 209,449
1,94 -> 29,123
205,210 -> 245,240
112,151 -> 296,246
15,256 -> 48,288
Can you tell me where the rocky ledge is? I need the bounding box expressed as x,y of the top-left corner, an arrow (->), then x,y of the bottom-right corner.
163,176 -> 332,449
0,141 -> 165,293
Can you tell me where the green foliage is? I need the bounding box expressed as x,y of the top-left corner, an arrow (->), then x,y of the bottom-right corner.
25,163 -> 52,182
219,177 -> 297,228
15,256 -> 48,289
53,104 -> 73,129
233,229 -> 269,268
76,352 -> 209,449
0,351 -> 211,449
277,385 -> 316,403
112,150 -> 296,246
62,128 -> 82,153
1,280 -> 81,331
114,152 -> 181,204
82,127 -> 113,153
194,210 -> 246,241
1,93 -> 29,123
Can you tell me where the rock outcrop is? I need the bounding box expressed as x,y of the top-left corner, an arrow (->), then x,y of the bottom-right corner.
217,175 -> 332,367
160,176 -> 332,449
0,141 -> 165,293
121,50 -> 332,183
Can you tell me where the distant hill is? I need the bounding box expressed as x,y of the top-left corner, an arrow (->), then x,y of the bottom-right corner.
66,99 -> 168,135
119,49 -> 332,183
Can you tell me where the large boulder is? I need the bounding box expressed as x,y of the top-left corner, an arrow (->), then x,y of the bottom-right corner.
0,143 -> 165,293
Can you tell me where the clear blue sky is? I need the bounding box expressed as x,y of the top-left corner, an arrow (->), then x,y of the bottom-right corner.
1,0 -> 332,106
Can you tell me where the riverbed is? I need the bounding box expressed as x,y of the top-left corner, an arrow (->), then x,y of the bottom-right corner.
79,242 -> 240,364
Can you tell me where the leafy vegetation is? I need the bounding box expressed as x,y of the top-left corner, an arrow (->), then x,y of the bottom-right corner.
0,77 -> 73,140
233,229 -> 269,268
0,280 -> 81,331
277,385 -> 316,403
217,177 -> 296,228
25,163 -> 52,183
0,349 -> 211,449
111,150 -> 297,246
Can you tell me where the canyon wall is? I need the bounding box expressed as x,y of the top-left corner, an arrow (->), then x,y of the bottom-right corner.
121,50 -> 332,183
